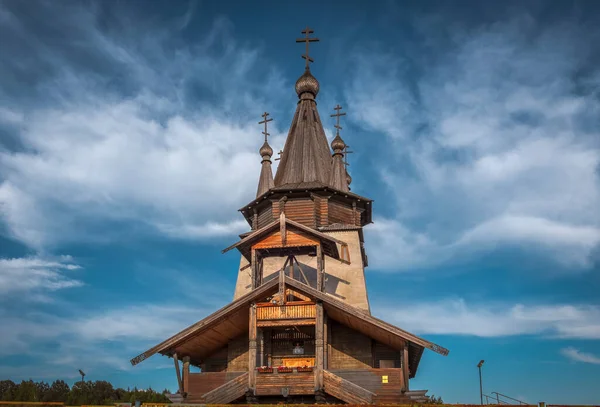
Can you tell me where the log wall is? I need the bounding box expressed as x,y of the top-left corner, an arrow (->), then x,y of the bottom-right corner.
200,347 -> 228,372
330,368 -> 409,404
186,371 -> 245,400
227,334 -> 249,371
328,200 -> 355,225
255,372 -> 314,396
328,320 -> 373,369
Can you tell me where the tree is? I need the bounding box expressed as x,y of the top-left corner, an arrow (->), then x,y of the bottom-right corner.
0,380 -> 17,401
44,380 -> 70,402
425,394 -> 444,404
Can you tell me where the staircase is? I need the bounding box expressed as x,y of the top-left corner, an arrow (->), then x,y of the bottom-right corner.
323,370 -> 375,404
198,372 -> 249,404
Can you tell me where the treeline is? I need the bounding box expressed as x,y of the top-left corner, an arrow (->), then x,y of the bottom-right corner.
0,380 -> 171,405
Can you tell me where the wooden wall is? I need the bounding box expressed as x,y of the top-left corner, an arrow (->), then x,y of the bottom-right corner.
330,368 -> 407,404
328,320 -> 373,369
257,205 -> 273,229
227,334 -> 249,371
373,342 -> 401,368
328,200 -> 355,225
200,347 -> 227,372
255,372 -> 314,396
284,198 -> 315,227
187,371 -> 245,399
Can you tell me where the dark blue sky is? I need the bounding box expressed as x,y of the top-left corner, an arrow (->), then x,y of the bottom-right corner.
1,0 -> 599,404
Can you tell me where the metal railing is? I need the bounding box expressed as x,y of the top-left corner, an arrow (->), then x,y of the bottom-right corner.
483,392 -> 528,405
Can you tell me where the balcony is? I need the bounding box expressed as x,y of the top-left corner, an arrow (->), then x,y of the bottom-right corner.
256,302 -> 316,327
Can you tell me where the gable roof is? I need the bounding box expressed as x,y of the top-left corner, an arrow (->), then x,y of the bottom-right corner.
222,215 -> 346,261
130,275 -> 448,378
129,278 -> 280,366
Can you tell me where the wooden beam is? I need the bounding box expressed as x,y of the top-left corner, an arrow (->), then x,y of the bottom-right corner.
315,301 -> 324,391
323,312 -> 329,370
316,244 -> 323,292
249,303 -> 257,393
251,248 -> 258,289
402,340 -> 410,391
182,356 -> 190,395
173,353 -> 183,394
280,211 -> 286,246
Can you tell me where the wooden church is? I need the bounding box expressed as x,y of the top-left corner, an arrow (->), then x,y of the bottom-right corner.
131,28 -> 448,404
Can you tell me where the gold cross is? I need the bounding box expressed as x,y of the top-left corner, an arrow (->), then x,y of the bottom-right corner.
330,104 -> 346,135
296,26 -> 319,69
258,111 -> 273,143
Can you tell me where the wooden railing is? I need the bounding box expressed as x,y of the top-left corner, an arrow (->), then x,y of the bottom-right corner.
256,303 -> 315,320
323,370 -> 375,404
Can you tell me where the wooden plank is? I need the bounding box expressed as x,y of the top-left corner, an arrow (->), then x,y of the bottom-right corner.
173,353 -> 183,394
316,244 -> 323,292
403,340 -> 410,391
323,370 -> 374,404
248,303 -> 257,393
200,372 -> 249,404
251,248 -> 258,289
280,212 -> 286,245
324,312 -> 329,370
315,302 -> 324,391
257,318 -> 315,327
182,356 -> 190,394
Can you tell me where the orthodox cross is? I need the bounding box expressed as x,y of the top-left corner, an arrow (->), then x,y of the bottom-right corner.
343,145 -> 354,167
330,104 -> 346,136
296,26 -> 319,69
275,150 -> 283,161
258,111 -> 273,143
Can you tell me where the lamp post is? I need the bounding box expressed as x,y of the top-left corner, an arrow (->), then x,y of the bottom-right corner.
78,369 -> 86,384
477,360 -> 485,405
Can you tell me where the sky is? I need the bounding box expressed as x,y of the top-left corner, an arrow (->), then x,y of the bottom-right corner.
0,0 -> 599,404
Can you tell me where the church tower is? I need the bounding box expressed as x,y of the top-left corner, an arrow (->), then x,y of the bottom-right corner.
131,28 -> 448,405
231,30 -> 372,313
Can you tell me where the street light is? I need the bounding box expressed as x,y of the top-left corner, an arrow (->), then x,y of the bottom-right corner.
477,360 -> 485,405
78,369 -> 86,384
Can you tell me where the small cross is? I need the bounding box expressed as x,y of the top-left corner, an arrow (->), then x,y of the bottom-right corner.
330,104 -> 346,135
296,26 -> 319,69
343,145 -> 354,167
258,111 -> 273,143
275,150 -> 283,161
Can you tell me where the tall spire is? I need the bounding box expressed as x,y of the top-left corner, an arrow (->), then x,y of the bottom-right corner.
329,105 -> 349,192
274,27 -> 332,187
256,112 -> 274,197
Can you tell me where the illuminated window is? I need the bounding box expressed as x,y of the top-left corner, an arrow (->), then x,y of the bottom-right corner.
381,375 -> 388,384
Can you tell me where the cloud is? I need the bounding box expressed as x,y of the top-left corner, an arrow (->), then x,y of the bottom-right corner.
561,347 -> 600,364
376,299 -> 600,339
0,3 -> 288,250
0,301 -> 220,375
350,15 -> 600,271
0,255 -> 83,299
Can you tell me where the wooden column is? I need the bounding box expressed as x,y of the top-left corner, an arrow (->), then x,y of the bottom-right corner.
316,244 -> 324,292
258,329 -> 264,367
323,312 -> 329,370
402,340 -> 410,391
249,303 -> 257,393
182,356 -> 190,395
314,301 -> 324,391
173,353 -> 183,394
251,248 -> 258,289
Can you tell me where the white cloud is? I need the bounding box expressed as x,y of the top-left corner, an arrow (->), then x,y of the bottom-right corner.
0,301 -> 220,374
561,347 -> 600,364
376,300 -> 600,339
0,6 -> 289,250
350,16 -> 600,271
0,255 -> 83,298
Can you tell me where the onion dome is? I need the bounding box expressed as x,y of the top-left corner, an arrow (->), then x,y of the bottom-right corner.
259,140 -> 273,158
295,69 -> 320,98
346,170 -> 352,186
331,134 -> 346,152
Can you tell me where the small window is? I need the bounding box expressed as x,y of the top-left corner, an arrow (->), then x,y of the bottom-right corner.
381,375 -> 389,384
